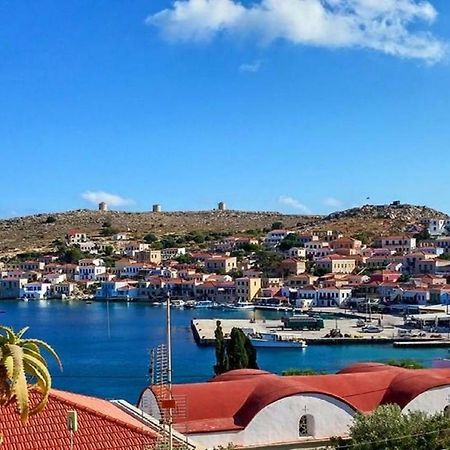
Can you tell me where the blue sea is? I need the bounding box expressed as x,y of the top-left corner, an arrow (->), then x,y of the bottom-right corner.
0,300 -> 446,404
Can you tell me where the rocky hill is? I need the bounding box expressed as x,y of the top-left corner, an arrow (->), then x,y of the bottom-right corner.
0,210 -> 319,255
0,204 -> 447,256
315,203 -> 448,242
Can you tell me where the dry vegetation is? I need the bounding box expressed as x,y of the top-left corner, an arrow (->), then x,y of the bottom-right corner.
0,203 -> 447,256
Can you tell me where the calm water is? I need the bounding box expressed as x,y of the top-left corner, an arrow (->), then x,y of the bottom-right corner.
0,300 -> 446,404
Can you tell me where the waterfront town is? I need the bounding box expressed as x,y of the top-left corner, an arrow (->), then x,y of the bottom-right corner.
2,205 -> 450,314
2,207 -> 450,448
2,0 -> 450,446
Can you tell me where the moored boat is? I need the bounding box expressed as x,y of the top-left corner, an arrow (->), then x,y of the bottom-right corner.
248,332 -> 307,348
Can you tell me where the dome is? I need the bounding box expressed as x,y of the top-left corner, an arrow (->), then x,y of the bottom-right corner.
210,369 -> 272,383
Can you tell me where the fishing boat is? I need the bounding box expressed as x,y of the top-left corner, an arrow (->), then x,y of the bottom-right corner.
249,332 -> 307,348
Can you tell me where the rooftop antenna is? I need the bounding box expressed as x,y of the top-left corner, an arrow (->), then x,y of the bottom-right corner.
149,292 -> 174,450
166,291 -> 174,450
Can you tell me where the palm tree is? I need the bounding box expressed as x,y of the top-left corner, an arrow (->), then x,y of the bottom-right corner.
0,326 -> 62,424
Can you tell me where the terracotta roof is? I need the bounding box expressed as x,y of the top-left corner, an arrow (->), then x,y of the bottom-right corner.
1,389 -> 159,449
143,365 -> 450,435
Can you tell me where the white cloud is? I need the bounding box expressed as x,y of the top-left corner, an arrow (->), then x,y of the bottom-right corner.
81,191 -> 134,207
278,195 -> 311,214
147,0 -> 447,62
324,197 -> 343,208
239,60 -> 262,72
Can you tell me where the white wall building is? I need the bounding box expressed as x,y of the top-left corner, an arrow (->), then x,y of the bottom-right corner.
264,230 -> 292,248
138,364 -> 450,450
428,218 -> 450,237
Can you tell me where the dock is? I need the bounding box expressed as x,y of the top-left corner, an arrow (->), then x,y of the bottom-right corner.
393,340 -> 450,348
191,317 -> 450,347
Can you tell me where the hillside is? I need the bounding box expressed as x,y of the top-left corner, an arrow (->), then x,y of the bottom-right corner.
0,210 -> 319,255
0,204 -> 447,255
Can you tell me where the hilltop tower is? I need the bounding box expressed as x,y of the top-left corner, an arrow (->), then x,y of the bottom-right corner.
218,201 -> 226,211
98,202 -> 108,211
152,204 -> 162,213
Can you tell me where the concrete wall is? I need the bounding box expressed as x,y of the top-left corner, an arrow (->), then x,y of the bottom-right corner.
188,393 -> 355,449
403,385 -> 450,414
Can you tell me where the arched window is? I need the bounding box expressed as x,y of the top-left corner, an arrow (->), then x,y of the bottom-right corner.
444,405 -> 450,418
299,415 -> 314,437
299,415 -> 308,436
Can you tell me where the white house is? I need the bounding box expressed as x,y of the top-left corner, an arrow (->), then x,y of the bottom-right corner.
264,230 -> 293,248
76,258 -> 106,281
428,218 -> 450,237
287,247 -> 306,259
20,282 -> 51,299
161,247 -> 186,260
304,241 -> 330,258
375,236 -> 416,253
293,286 -> 352,308
65,229 -> 87,245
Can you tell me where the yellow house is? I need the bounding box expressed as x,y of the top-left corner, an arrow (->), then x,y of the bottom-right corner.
135,250 -> 162,265
235,277 -> 262,303
205,256 -> 237,273
316,255 -> 356,274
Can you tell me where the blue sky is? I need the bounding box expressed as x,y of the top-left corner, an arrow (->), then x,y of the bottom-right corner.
1,0 -> 450,217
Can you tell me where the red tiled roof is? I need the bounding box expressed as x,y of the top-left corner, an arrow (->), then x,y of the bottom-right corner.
1,389 -> 159,449
143,365 -> 450,435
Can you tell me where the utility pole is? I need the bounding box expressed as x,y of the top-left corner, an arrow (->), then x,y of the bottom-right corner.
166,291 -> 173,450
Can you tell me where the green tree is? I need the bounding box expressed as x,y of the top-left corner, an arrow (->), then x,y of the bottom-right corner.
213,321 -> 228,375
244,335 -> 258,370
414,228 -> 431,242
227,328 -> 249,370
439,253 -> 450,261
161,237 -> 177,248
144,233 -> 158,244
271,221 -> 284,230
0,326 -> 62,425
104,245 -> 114,256
255,250 -> 283,276
213,326 -> 259,374
354,232 -> 371,246
60,247 -> 85,263
332,404 -> 450,450
278,234 -> 301,251
175,254 -> 194,264
313,266 -> 330,277
45,216 -> 57,224
239,242 -> 261,253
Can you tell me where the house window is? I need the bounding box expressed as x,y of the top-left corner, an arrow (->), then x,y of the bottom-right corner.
298,415 -> 313,436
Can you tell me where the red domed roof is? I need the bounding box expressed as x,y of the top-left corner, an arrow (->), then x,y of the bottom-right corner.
338,362 -> 403,374
210,369 -> 271,383
142,364 -> 450,434
382,369 -> 450,408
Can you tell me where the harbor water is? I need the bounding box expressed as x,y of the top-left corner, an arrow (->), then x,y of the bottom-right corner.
0,300 -> 446,404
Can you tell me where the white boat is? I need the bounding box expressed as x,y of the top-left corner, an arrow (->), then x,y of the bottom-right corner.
227,302 -> 255,310
195,300 -> 216,308
249,332 -> 307,348
170,299 -> 185,308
